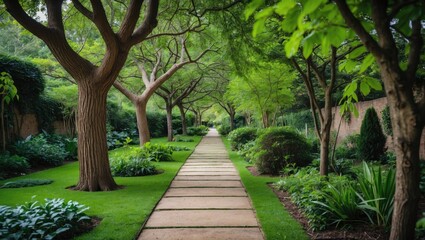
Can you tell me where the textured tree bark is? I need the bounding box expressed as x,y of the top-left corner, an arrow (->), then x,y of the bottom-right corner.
134,99 -> 150,146
229,110 -> 235,131
384,66 -> 422,240
177,103 -> 187,135
73,82 -> 119,191
165,103 -> 173,141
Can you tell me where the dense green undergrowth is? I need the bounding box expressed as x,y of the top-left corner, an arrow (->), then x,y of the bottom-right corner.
222,137 -> 308,240
0,136 -> 201,240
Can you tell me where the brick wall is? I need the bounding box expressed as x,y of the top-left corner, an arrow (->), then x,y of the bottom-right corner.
331,97 -> 425,159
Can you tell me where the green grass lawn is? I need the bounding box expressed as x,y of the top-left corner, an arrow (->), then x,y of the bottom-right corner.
222,137 -> 308,240
0,136 -> 201,240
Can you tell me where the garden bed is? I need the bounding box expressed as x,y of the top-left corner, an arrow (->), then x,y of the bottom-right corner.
246,165 -> 388,240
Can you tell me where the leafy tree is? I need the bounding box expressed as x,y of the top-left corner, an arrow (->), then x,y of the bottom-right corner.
247,0 -> 425,238
226,61 -> 294,128
4,0 -> 160,191
358,107 -> 386,161
156,71 -> 204,141
113,31 -> 211,145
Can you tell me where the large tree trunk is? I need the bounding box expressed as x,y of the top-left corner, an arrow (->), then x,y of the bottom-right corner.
319,89 -> 333,176
319,126 -> 331,176
178,103 -> 187,135
262,111 -> 270,128
135,100 -> 150,146
229,108 -> 235,130
73,83 -> 119,191
385,68 -> 423,240
165,103 -> 173,141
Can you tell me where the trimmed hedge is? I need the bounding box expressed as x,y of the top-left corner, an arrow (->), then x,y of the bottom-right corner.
228,127 -> 258,150
253,127 -> 312,175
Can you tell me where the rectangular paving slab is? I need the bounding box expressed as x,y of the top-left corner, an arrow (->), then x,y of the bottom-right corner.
179,168 -> 237,172
156,197 -> 252,209
177,171 -> 238,176
145,210 -> 259,227
138,228 -> 264,240
164,188 -> 247,197
171,180 -> 243,188
184,163 -> 234,166
174,175 -> 241,181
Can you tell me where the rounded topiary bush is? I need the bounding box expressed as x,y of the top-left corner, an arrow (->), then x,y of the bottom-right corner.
228,127 -> 258,150
253,127 -> 312,175
357,107 -> 386,162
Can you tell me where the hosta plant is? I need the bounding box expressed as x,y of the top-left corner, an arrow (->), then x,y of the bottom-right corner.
0,198 -> 90,239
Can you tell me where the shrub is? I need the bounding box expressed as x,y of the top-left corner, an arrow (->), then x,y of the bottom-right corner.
274,168 -> 328,230
357,162 -> 395,227
216,122 -> 231,136
147,112 -> 167,138
228,127 -> 258,150
14,135 -> 67,166
141,142 -> 174,162
238,141 -> 256,163
381,105 -> 392,136
330,158 -> 355,177
106,131 -> 133,150
187,125 -> 209,136
110,156 -> 157,177
0,198 -> 90,239
275,168 -> 359,230
357,107 -> 386,162
0,179 -> 53,188
335,134 -> 359,160
253,127 -> 312,175
0,152 -> 29,179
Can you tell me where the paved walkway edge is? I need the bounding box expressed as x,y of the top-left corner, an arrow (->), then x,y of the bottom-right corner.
138,129 -> 265,240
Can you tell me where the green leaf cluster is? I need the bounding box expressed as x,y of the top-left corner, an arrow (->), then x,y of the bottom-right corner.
0,198 -> 91,239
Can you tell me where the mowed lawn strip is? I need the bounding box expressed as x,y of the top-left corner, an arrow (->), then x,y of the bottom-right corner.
0,136 -> 201,240
222,137 -> 308,240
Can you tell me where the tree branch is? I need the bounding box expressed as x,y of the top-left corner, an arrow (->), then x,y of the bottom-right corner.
71,0 -> 94,20
118,0 -> 144,41
46,0 -> 65,31
130,0 -> 159,46
334,0 -> 383,58
113,81 -> 137,102
4,0 -> 50,41
406,19 -> 423,82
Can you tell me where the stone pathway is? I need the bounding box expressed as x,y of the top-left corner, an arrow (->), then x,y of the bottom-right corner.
138,129 -> 264,240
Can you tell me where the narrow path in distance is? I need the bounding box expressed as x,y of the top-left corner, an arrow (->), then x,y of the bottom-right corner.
138,129 -> 264,240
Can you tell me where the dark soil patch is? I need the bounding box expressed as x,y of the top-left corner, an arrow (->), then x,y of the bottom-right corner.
57,216 -> 102,239
246,165 -> 389,239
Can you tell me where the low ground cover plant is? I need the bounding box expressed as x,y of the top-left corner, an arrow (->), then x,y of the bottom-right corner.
0,179 -> 53,188
110,156 -> 157,177
141,142 -> 173,162
0,198 -> 91,239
